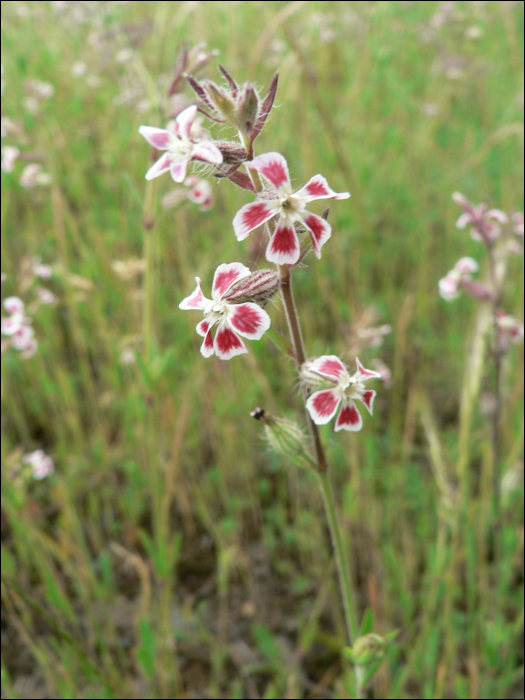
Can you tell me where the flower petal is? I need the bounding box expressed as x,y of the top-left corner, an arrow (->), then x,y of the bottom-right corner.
355,389 -> 376,415
309,355 -> 349,383
248,152 -> 291,191
439,274 -> 460,301
335,401 -> 363,432
175,105 -> 198,139
200,329 -> 215,358
301,212 -> 332,259
196,319 -> 212,337
266,222 -> 301,265
487,208 -> 508,224
455,213 -> 472,229
212,262 -> 251,298
228,303 -> 271,340
306,389 -> 341,424
233,200 -> 277,241
191,142 -> 223,165
355,357 -> 382,380
297,174 -> 350,202
138,126 -> 172,150
1,314 -> 24,336
454,257 -> 478,273
170,159 -> 189,183
3,296 -> 24,314
179,277 -> 208,310
145,153 -> 172,180
214,325 -> 248,360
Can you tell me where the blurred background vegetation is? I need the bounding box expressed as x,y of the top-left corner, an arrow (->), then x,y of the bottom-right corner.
1,1 -> 523,698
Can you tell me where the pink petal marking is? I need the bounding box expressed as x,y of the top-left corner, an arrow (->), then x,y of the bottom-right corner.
145,153 -> 172,180
200,329 -> 215,358
301,213 -> 332,259
214,325 -> 247,360
310,355 -> 348,381
355,357 -> 382,380
212,262 -> 251,298
355,389 -> 376,415
266,223 -> 301,265
233,201 -> 277,241
175,105 -> 197,139
335,401 -> 363,432
170,159 -> 189,183
298,175 -> 350,202
138,126 -> 172,150
196,319 -> 211,337
248,152 -> 290,190
228,303 -> 270,340
191,142 -> 223,165
306,389 -> 341,424
179,277 -> 208,310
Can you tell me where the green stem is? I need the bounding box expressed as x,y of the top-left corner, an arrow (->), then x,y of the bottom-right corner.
142,179 -> 156,363
317,470 -> 363,697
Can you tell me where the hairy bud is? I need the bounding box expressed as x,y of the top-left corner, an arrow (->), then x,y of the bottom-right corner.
237,83 -> 260,135
251,408 -> 315,468
343,630 -> 398,667
213,140 -> 248,165
223,269 -> 280,305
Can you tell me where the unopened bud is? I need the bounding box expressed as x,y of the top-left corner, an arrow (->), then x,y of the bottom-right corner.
343,631 -> 397,666
223,269 -> 280,305
205,81 -> 236,121
460,279 -> 492,301
251,408 -> 314,468
236,83 -> 260,136
214,140 -> 248,165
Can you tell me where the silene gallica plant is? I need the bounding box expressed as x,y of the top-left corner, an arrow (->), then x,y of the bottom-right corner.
139,64 -> 396,695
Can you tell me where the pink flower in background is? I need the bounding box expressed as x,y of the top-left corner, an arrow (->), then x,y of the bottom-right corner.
233,152 -> 350,265
496,311 -> 524,345
438,257 -> 485,301
453,192 -> 508,244
31,256 -> 53,279
1,145 -> 20,172
179,262 -> 271,360
138,105 -> 223,183
305,356 -> 381,431
22,450 -> 54,479
1,296 -> 26,335
511,212 -> 524,240
185,175 -> 213,211
19,163 -> 51,188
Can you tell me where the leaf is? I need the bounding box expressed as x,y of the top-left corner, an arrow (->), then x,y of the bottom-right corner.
360,607 -> 374,636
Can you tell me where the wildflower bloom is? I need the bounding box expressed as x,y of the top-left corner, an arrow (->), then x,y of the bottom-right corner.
453,192 -> 508,244
19,163 -> 51,188
304,356 -> 381,432
179,262 -> 271,360
438,257 -> 482,301
233,152 -> 350,265
22,449 -> 54,479
511,212 -> 524,240
138,105 -> 222,183
185,175 -> 213,211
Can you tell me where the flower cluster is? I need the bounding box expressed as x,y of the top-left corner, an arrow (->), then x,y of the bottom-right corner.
1,296 -> 37,357
138,66 -> 381,436
302,356 -> 381,432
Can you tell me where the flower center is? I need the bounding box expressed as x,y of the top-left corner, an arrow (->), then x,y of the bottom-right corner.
168,137 -> 192,161
204,299 -> 229,326
280,194 -> 305,220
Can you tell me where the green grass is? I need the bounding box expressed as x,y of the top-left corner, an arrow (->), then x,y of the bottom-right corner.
1,1 -> 523,698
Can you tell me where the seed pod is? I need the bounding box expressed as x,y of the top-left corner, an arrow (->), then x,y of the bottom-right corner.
251,408 -> 315,469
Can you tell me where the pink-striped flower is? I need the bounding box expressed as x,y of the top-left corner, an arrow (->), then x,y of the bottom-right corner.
139,105 -> 223,183
233,152 -> 350,265
304,356 -> 381,432
496,311 -> 524,344
453,192 -> 508,244
1,296 -> 26,335
179,262 -> 271,360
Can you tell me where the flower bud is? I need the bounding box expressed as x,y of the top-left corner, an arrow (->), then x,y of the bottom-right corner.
213,140 -> 248,165
343,631 -> 397,667
251,408 -> 314,468
236,83 -> 260,136
459,279 -> 492,301
204,81 -> 237,121
223,269 -> 280,305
